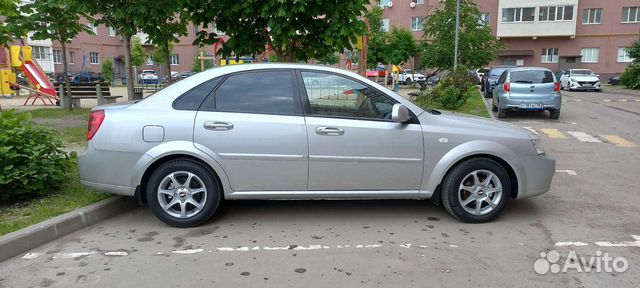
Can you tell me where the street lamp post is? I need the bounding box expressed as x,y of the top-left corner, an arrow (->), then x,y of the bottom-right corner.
453,0 -> 461,73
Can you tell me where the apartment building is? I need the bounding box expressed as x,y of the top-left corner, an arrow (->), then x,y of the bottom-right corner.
378,0 -> 639,79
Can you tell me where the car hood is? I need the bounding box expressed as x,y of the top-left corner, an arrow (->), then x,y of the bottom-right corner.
571,75 -> 599,81
427,110 -> 531,138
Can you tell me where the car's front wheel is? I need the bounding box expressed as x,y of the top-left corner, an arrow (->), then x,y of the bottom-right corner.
147,159 -> 221,227
405,78 -> 412,85
441,158 -> 511,223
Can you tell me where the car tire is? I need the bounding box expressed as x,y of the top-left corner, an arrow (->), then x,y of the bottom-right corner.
497,105 -> 507,118
441,158 -> 511,223
405,78 -> 412,85
484,86 -> 491,98
549,109 -> 560,119
147,159 -> 221,228
492,101 -> 498,112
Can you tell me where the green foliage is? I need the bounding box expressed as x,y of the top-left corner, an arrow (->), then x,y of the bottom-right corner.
185,0 -> 369,62
387,27 -> 417,66
0,110 -> 71,201
317,53 -> 340,65
131,36 -> 147,67
102,59 -> 114,84
621,41 -> 640,89
365,6 -> 387,69
420,0 -> 503,70
151,43 -> 174,64
0,0 -> 29,46
419,70 -> 477,110
19,0 -> 92,44
192,52 -> 215,72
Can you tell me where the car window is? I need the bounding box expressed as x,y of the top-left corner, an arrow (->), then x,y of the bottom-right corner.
510,70 -> 555,84
301,72 -> 397,120
214,70 -> 299,115
174,77 -> 222,110
498,71 -> 508,84
489,68 -> 509,77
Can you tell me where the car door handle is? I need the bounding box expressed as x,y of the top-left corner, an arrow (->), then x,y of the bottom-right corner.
204,121 -> 234,131
316,127 -> 344,136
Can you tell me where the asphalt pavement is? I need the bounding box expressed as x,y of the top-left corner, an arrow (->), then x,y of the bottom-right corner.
1,88 -> 639,288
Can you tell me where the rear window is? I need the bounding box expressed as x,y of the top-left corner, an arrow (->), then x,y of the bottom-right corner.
489,68 -> 509,77
510,70 -> 555,84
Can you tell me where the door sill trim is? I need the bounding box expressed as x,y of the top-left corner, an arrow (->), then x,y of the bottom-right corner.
226,190 -> 430,200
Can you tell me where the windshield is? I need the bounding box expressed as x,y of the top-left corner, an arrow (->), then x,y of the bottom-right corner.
510,70 -> 555,84
572,70 -> 595,76
489,68 -> 509,77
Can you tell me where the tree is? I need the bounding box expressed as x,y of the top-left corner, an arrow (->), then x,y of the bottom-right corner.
19,0 -> 93,110
620,40 -> 640,89
135,0 -> 188,83
75,0 -> 139,100
131,36 -> 147,67
0,0 -> 29,46
420,0 -> 503,71
191,52 -> 214,72
364,6 -> 388,69
102,59 -> 114,84
387,27 -> 417,66
184,0 -> 368,62
317,53 -> 339,65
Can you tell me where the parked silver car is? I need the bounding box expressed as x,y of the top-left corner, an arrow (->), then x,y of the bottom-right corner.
79,64 -> 555,227
492,67 -> 562,119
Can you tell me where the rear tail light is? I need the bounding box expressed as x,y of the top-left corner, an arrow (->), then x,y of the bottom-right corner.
503,83 -> 510,93
87,110 -> 105,141
554,82 -> 561,92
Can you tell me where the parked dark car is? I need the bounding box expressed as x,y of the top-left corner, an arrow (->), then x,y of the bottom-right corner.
173,71 -> 196,82
74,72 -> 105,83
482,66 -> 515,97
553,70 -> 567,82
426,70 -> 450,86
608,75 -> 621,85
55,72 -> 75,83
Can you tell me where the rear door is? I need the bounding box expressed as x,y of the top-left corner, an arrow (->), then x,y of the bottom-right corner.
194,70 -> 308,191
508,70 -> 556,108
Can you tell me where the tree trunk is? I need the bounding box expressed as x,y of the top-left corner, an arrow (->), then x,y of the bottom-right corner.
60,41 -> 72,110
123,35 -> 135,100
164,43 -> 172,83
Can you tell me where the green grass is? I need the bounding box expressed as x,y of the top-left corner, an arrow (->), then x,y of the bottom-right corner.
26,108 -> 92,119
0,160 -> 110,236
418,88 -> 491,118
61,126 -> 88,146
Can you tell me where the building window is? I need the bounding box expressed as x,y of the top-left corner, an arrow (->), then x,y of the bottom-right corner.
170,54 -> 179,65
382,18 -> 390,32
379,0 -> 391,7
583,8 -> 602,24
541,48 -> 559,63
502,7 -> 536,23
69,51 -> 75,64
618,48 -> 633,63
88,23 -> 98,35
479,12 -> 491,26
580,48 -> 599,63
32,46 -> 50,60
53,50 -> 62,64
108,26 -> 116,37
411,17 -> 424,31
89,52 -> 100,64
415,0 -> 424,4
539,6 -> 574,21
622,7 -> 640,23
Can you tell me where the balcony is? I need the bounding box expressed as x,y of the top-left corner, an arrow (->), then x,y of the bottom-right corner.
496,0 -> 578,38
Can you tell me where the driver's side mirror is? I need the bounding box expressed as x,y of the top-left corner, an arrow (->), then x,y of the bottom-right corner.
392,104 -> 410,123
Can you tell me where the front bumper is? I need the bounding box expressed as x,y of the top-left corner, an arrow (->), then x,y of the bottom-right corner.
570,82 -> 600,90
518,153 -> 556,199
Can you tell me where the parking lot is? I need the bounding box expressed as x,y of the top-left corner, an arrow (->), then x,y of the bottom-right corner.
1,88 -> 639,288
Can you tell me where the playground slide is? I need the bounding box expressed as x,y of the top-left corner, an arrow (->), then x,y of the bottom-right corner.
22,60 -> 56,97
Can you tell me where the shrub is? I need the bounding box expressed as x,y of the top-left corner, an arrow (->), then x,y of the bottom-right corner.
102,60 -> 114,84
620,63 -> 640,89
417,70 -> 476,110
0,110 -> 70,201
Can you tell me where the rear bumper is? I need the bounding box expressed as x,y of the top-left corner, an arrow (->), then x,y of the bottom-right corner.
499,95 -> 562,111
78,143 -> 141,196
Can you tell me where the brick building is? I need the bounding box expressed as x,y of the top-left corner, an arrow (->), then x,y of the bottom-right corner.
378,0 -> 639,79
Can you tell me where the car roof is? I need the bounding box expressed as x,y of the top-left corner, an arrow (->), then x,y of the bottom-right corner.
508,67 -> 553,72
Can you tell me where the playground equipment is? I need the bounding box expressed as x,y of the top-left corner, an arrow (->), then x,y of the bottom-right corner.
0,45 -> 59,106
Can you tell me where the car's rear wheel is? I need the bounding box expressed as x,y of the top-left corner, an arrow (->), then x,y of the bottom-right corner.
497,105 -> 507,118
405,78 -> 412,85
549,109 -> 560,119
147,159 -> 221,227
441,158 -> 511,223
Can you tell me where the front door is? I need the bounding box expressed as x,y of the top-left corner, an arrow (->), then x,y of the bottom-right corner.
298,71 -> 424,191
194,70 -> 308,191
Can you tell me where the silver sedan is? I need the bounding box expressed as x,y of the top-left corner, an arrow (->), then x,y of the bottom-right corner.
492,67 -> 562,119
79,64 -> 555,227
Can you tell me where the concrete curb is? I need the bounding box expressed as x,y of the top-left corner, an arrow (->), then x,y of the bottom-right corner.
479,91 -> 497,120
0,196 -> 137,262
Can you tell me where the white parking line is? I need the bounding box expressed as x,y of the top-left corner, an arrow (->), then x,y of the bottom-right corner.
567,131 -> 602,143
556,170 -> 578,176
595,235 -> 640,247
522,126 -> 539,135
603,99 -> 612,102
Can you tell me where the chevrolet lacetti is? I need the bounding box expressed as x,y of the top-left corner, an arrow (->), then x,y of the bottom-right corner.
79,64 -> 555,227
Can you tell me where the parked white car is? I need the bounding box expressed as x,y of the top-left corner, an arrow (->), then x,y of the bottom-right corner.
394,69 -> 426,85
138,70 -> 159,84
559,69 -> 601,92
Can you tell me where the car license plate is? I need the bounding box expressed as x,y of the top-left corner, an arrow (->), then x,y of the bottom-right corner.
520,103 -> 543,109
582,83 -> 592,87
